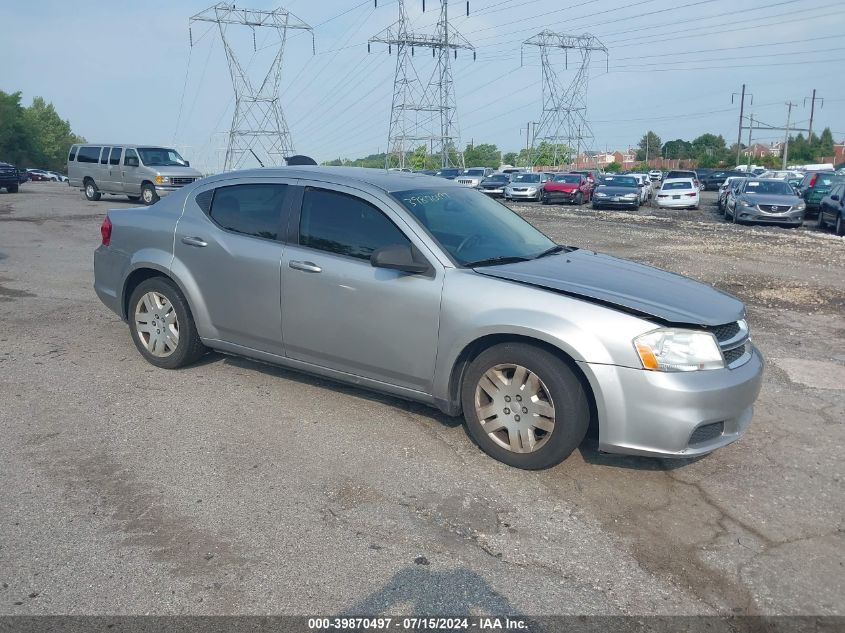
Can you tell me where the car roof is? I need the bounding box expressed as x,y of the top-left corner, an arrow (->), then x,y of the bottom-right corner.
202,166 -> 463,193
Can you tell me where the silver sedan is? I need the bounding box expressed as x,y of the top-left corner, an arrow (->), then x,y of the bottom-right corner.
94,167 -> 763,469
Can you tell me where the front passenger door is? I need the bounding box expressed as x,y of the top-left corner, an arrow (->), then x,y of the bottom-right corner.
281,184 -> 443,393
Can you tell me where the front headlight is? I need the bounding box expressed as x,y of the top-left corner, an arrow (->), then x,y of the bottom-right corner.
795,202 -> 806,211
738,199 -> 753,208
594,191 -> 607,198
155,175 -> 170,184
526,187 -> 537,193
634,328 -> 724,372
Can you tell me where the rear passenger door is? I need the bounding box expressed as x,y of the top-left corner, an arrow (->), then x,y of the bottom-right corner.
121,148 -> 142,196
105,147 -> 123,193
173,179 -> 293,355
280,183 -> 443,393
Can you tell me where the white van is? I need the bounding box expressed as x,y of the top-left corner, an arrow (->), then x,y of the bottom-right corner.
67,144 -> 203,205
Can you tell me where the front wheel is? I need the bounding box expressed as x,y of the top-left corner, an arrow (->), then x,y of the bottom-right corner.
6,184 -> 18,193
128,277 -> 206,369
575,191 -> 583,205
141,183 -> 159,206
84,180 -> 101,201
461,343 -> 589,470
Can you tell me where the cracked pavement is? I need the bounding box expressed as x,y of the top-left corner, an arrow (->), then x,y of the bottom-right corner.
0,183 -> 842,615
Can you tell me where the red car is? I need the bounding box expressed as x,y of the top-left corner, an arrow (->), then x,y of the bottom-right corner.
541,173 -> 593,205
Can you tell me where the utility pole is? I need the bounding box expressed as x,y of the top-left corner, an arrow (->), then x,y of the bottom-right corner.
732,84 -> 753,166
370,0 -> 475,169
521,31 -> 607,169
805,89 -> 823,139
189,4 -> 314,171
746,113 -> 753,171
783,101 -> 796,170
520,122 -> 537,168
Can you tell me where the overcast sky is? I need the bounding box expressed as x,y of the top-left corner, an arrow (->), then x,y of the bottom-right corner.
3,0 -> 843,171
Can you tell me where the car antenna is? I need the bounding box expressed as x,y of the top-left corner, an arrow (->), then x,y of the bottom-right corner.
248,149 -> 265,168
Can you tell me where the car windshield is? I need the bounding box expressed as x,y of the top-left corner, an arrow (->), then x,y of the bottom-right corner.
435,169 -> 461,178
137,147 -> 187,167
484,174 -> 509,183
553,174 -> 581,183
599,176 -> 637,187
392,188 -> 556,266
511,173 -> 541,183
465,169 -> 486,176
663,181 -> 694,190
743,180 -> 795,195
667,171 -> 695,179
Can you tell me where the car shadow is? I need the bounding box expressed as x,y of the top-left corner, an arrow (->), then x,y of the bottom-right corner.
197,351 -> 704,471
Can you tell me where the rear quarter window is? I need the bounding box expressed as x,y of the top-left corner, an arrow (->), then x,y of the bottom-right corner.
207,183 -> 288,241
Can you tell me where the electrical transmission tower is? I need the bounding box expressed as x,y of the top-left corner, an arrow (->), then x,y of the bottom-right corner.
369,0 -> 475,169
522,31 -> 607,169
190,3 -> 314,171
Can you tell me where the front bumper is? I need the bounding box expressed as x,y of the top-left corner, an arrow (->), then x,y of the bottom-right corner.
543,189 -> 581,202
154,185 -> 180,197
592,196 -> 638,208
584,345 -> 763,458
734,206 -> 804,224
505,189 -> 541,200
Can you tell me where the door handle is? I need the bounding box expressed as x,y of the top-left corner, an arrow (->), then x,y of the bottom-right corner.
289,260 -> 322,273
181,236 -> 208,247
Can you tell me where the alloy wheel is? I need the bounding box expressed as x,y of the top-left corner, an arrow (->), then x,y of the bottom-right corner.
134,291 -> 179,357
474,363 -> 555,454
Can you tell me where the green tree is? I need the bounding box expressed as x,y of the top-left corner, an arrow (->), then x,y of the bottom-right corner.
502,152 -> 518,166
636,131 -> 662,161
605,161 -> 621,173
662,138 -> 693,160
816,127 -> 835,158
0,91 -> 36,165
22,97 -> 84,170
463,143 -> 500,168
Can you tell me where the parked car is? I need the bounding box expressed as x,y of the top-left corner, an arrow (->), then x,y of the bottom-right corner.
817,181 -> 845,235
701,170 -> 746,191
656,179 -> 700,209
48,170 -> 69,182
717,176 -> 747,213
629,174 -> 652,203
478,173 -> 511,197
456,167 -> 494,188
758,170 -> 802,181
592,175 -> 641,209
797,171 -> 838,216
664,170 -> 700,190
68,143 -> 203,205
434,168 -> 463,180
541,173 -> 592,205
0,162 -> 21,193
725,178 -> 805,226
504,172 -> 549,202
570,169 -> 602,185
94,166 -> 763,469
648,169 -> 663,182
27,169 -> 53,182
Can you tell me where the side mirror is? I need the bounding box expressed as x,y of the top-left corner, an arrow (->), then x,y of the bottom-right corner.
370,244 -> 430,275
184,160 -> 190,167
125,157 -> 139,167
831,194 -> 840,201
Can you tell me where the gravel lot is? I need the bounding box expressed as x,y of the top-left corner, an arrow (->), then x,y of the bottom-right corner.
1,182 -> 843,616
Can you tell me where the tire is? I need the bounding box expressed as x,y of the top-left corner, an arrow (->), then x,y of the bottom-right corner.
141,183 -> 159,206
541,194 -> 548,205
84,180 -> 101,201
461,343 -> 589,470
836,214 -> 845,237
128,277 -> 206,369
535,190 -> 542,203
6,184 -> 18,193
575,191 -> 583,205
817,209 -> 826,229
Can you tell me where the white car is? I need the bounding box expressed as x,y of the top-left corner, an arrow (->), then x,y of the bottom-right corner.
649,169 -> 663,181
630,174 -> 652,202
456,167 -> 494,188
758,170 -> 802,180
656,178 -> 700,209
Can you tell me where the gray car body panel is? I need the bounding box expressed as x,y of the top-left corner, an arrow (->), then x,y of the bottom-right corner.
94,166 -> 763,458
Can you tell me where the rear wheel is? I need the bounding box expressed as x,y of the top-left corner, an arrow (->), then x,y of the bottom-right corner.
128,277 -> 206,369
461,343 -> 589,470
84,180 -> 101,201
141,183 -> 159,206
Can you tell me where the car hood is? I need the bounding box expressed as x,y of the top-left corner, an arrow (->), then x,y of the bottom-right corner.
545,182 -> 579,191
475,249 -> 744,326
741,193 -> 802,206
154,166 -> 204,178
509,181 -> 541,187
594,185 -> 638,196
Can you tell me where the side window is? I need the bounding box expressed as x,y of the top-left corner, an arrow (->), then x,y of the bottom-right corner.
77,146 -> 101,163
208,183 -> 287,240
100,147 -> 111,165
68,146 -> 77,162
299,188 -> 411,261
124,148 -> 138,166
109,147 -> 123,166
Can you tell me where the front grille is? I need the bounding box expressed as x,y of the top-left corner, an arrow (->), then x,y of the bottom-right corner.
456,179 -> 474,185
723,345 -> 747,365
710,322 -> 740,343
689,421 -> 724,446
757,204 -> 791,213
171,177 -> 196,186
513,187 -> 527,192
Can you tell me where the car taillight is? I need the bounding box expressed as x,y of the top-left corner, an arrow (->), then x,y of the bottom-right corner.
685,193 -> 697,197
100,216 -> 112,246
808,175 -> 817,187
